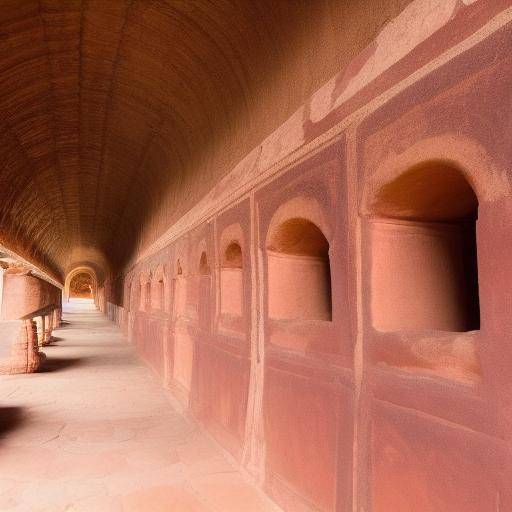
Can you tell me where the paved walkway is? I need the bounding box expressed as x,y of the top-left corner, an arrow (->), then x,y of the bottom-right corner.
0,301 -> 279,512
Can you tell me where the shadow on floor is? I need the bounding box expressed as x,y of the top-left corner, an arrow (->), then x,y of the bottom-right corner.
39,357 -> 84,373
46,336 -> 63,344
0,407 -> 26,443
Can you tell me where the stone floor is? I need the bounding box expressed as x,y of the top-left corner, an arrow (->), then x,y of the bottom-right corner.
0,300 -> 280,512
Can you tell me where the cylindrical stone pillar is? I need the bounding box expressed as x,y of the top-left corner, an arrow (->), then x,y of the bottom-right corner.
44,313 -> 53,345
35,315 -> 45,347
9,319 -> 44,374
53,308 -> 60,329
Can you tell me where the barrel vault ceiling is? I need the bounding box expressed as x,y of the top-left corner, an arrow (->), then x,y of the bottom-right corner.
0,0 -> 411,282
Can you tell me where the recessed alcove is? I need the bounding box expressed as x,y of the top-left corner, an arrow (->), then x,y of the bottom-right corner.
220,242 -> 243,318
199,251 -> 210,275
267,217 -> 332,321
145,282 -> 151,310
370,161 -> 480,333
139,276 -> 151,312
126,281 -> 132,310
174,259 -> 187,318
153,276 -> 164,310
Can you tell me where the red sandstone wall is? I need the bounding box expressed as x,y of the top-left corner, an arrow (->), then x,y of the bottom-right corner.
107,2 -> 512,511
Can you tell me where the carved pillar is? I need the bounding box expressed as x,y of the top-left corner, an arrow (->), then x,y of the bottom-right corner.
43,313 -> 53,345
53,307 -> 61,328
9,319 -> 44,374
35,315 -> 45,347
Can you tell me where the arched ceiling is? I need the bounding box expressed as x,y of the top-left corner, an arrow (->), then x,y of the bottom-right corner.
0,0 -> 411,282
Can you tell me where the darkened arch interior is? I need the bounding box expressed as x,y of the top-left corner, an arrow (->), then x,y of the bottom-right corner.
223,242 -> 243,269
268,218 -> 331,257
372,160 -> 479,222
199,252 -> 210,275
370,160 -> 480,332
267,217 -> 332,322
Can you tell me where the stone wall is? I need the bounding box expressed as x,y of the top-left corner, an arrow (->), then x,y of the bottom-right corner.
107,2 -> 512,511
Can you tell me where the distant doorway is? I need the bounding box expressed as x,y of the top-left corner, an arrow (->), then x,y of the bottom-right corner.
69,273 -> 94,300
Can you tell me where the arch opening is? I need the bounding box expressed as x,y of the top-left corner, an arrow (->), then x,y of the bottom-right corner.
157,277 -> 164,310
69,273 -> 94,300
267,218 -> 332,322
152,270 -> 165,311
173,259 -> 187,320
369,161 -> 480,332
64,266 -> 99,305
139,274 -> 151,312
199,252 -> 210,275
223,242 -> 243,269
221,241 -> 243,318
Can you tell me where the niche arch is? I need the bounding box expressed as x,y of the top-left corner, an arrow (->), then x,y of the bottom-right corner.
219,223 -> 244,318
139,270 -> 151,311
123,274 -> 132,310
360,134 -> 511,216
173,253 -> 188,319
152,265 -> 166,310
199,252 -> 209,275
197,238 -> 211,276
366,158 -> 481,332
266,197 -> 332,322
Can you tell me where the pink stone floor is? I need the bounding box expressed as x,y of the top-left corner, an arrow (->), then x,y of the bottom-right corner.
0,301 -> 280,512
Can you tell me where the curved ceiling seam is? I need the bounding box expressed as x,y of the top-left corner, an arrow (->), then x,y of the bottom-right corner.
36,0 -> 74,245
77,0 -> 86,255
91,0 -> 134,237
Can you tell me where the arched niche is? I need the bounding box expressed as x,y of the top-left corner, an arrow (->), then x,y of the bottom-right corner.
173,257 -> 187,319
368,160 -> 480,332
196,242 -> 212,327
152,265 -> 165,310
219,224 -> 244,318
64,266 -> 98,304
125,275 -> 134,310
199,251 -> 210,276
139,271 -> 151,311
266,201 -> 332,322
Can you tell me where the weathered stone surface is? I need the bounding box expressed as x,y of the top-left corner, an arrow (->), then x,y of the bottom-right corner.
1,1 -> 512,511
0,319 -> 45,375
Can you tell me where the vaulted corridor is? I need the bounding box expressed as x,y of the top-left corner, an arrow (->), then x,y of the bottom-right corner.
0,301 -> 279,512
1,1 -> 511,511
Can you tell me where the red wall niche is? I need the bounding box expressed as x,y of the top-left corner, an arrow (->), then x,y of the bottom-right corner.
256,140 -> 354,512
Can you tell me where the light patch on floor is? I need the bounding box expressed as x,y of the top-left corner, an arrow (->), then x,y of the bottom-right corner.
0,301 -> 280,512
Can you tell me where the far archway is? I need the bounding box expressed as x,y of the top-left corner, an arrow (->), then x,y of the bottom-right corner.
69,273 -> 94,299
63,266 -> 99,305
